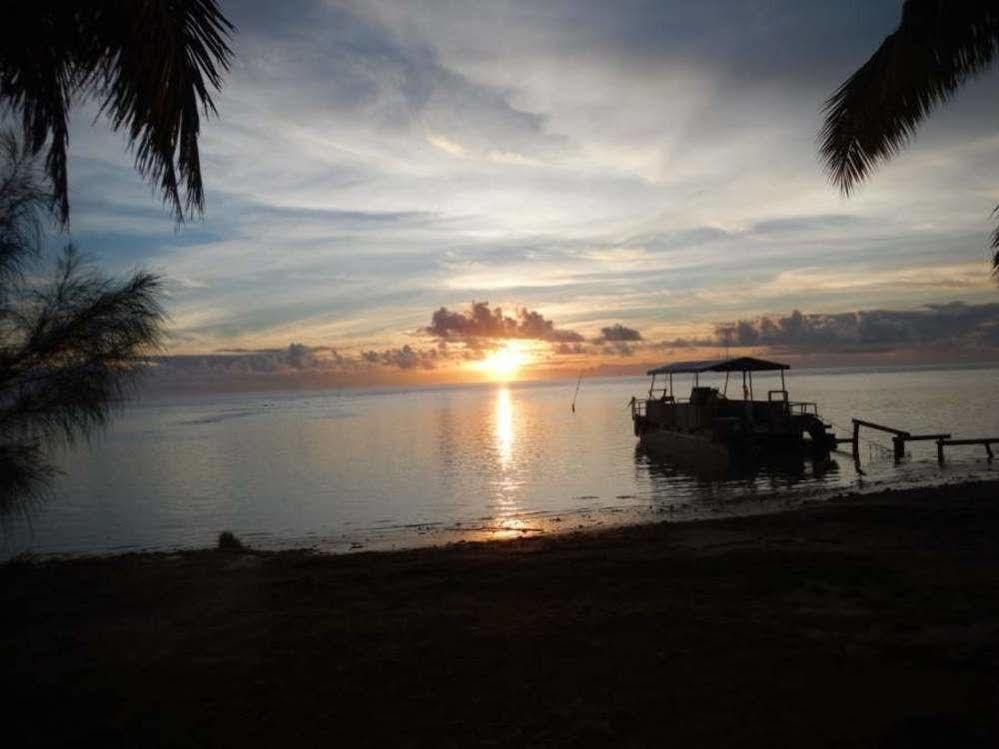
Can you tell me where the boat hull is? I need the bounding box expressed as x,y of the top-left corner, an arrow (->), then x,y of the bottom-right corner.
639,429 -> 733,472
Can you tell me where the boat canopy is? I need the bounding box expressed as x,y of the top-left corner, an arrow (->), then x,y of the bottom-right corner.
646,356 -> 789,376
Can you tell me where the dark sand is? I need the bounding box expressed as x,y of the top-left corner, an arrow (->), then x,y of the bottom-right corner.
4,480 -> 999,747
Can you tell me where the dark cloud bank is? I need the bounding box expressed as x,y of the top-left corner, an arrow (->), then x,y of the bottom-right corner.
149,301 -> 999,391
703,303 -> 999,353
426,301 -> 584,343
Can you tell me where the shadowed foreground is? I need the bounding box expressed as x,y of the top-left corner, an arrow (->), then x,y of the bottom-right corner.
5,481 -> 999,747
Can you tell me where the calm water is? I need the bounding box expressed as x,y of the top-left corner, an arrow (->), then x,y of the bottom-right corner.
4,366 -> 998,557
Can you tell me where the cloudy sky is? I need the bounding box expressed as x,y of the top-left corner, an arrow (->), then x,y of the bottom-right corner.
54,0 -> 999,386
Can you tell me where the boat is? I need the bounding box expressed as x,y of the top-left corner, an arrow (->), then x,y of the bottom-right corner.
630,357 -> 836,468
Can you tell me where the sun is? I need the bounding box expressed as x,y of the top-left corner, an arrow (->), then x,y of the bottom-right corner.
476,341 -> 530,381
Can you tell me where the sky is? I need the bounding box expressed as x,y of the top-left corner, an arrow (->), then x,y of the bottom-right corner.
51,0 -> 999,388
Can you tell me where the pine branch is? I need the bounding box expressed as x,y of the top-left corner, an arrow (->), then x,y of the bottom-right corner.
0,132 -> 166,516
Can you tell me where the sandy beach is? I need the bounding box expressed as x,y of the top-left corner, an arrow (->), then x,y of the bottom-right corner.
4,479 -> 999,747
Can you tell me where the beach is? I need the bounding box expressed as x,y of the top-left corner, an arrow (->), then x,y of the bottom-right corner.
7,3 -> 999,747
5,479 -> 999,747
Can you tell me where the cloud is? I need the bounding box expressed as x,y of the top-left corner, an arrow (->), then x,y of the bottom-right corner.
60,0 -> 999,365
361,344 -> 438,370
145,299 -> 999,392
231,0 -> 569,161
596,324 -> 643,342
156,341 -> 447,382
708,302 -> 999,352
565,322 -> 646,357
286,342 -> 317,368
425,301 -> 583,342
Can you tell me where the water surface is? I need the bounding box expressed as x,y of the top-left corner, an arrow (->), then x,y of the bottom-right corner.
4,366 -> 997,557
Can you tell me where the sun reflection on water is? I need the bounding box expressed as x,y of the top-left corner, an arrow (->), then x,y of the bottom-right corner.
488,386 -> 527,535
465,515 -> 546,542
495,386 -> 514,468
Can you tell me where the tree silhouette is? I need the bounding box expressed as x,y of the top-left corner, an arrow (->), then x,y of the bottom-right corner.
819,0 -> 999,274
0,2 -> 234,515
0,0 -> 234,225
0,133 -> 164,515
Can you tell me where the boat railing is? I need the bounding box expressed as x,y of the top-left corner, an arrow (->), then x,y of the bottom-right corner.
790,401 -> 819,416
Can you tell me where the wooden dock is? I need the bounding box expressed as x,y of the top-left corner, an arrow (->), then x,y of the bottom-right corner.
846,419 -> 951,462
835,417 -> 997,465
937,438 -> 998,463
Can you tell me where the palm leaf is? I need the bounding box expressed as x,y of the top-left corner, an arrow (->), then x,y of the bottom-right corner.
820,1 -> 999,194
820,1 -> 999,275
0,0 -> 234,224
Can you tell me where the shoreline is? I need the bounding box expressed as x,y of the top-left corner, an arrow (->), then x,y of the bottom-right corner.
9,468 -> 997,560
5,478 -> 999,746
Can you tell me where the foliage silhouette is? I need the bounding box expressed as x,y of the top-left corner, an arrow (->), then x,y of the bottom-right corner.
0,0 -> 234,225
820,0 -> 999,275
0,132 -> 164,515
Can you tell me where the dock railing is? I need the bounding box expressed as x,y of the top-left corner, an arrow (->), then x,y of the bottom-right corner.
937,438 -> 998,463
837,417 -> 997,465
846,419 -> 951,462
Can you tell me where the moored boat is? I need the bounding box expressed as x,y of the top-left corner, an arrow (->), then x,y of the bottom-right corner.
630,357 -> 836,466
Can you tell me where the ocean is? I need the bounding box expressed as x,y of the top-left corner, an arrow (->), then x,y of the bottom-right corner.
4,365 -> 998,558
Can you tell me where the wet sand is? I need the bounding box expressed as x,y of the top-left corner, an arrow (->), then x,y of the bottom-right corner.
4,479 -> 999,747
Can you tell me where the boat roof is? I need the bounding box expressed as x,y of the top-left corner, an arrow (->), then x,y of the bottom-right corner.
646,356 -> 789,376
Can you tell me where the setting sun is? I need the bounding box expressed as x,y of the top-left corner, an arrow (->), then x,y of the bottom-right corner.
474,341 -> 531,380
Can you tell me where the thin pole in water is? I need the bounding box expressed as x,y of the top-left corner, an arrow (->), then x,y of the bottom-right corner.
571,372 -> 582,413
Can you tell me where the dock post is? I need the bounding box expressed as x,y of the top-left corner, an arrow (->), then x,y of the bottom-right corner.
937,439 -> 945,464
892,435 -> 905,462
851,419 -> 860,462
988,443 -> 995,461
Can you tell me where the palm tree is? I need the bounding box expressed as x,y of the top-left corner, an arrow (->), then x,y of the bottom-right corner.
0,132 -> 165,515
0,0 -> 234,225
819,0 -> 999,273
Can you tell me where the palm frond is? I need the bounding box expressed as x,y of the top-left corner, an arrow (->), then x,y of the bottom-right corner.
820,1 -> 999,194
0,8 -> 75,222
0,0 -> 234,224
